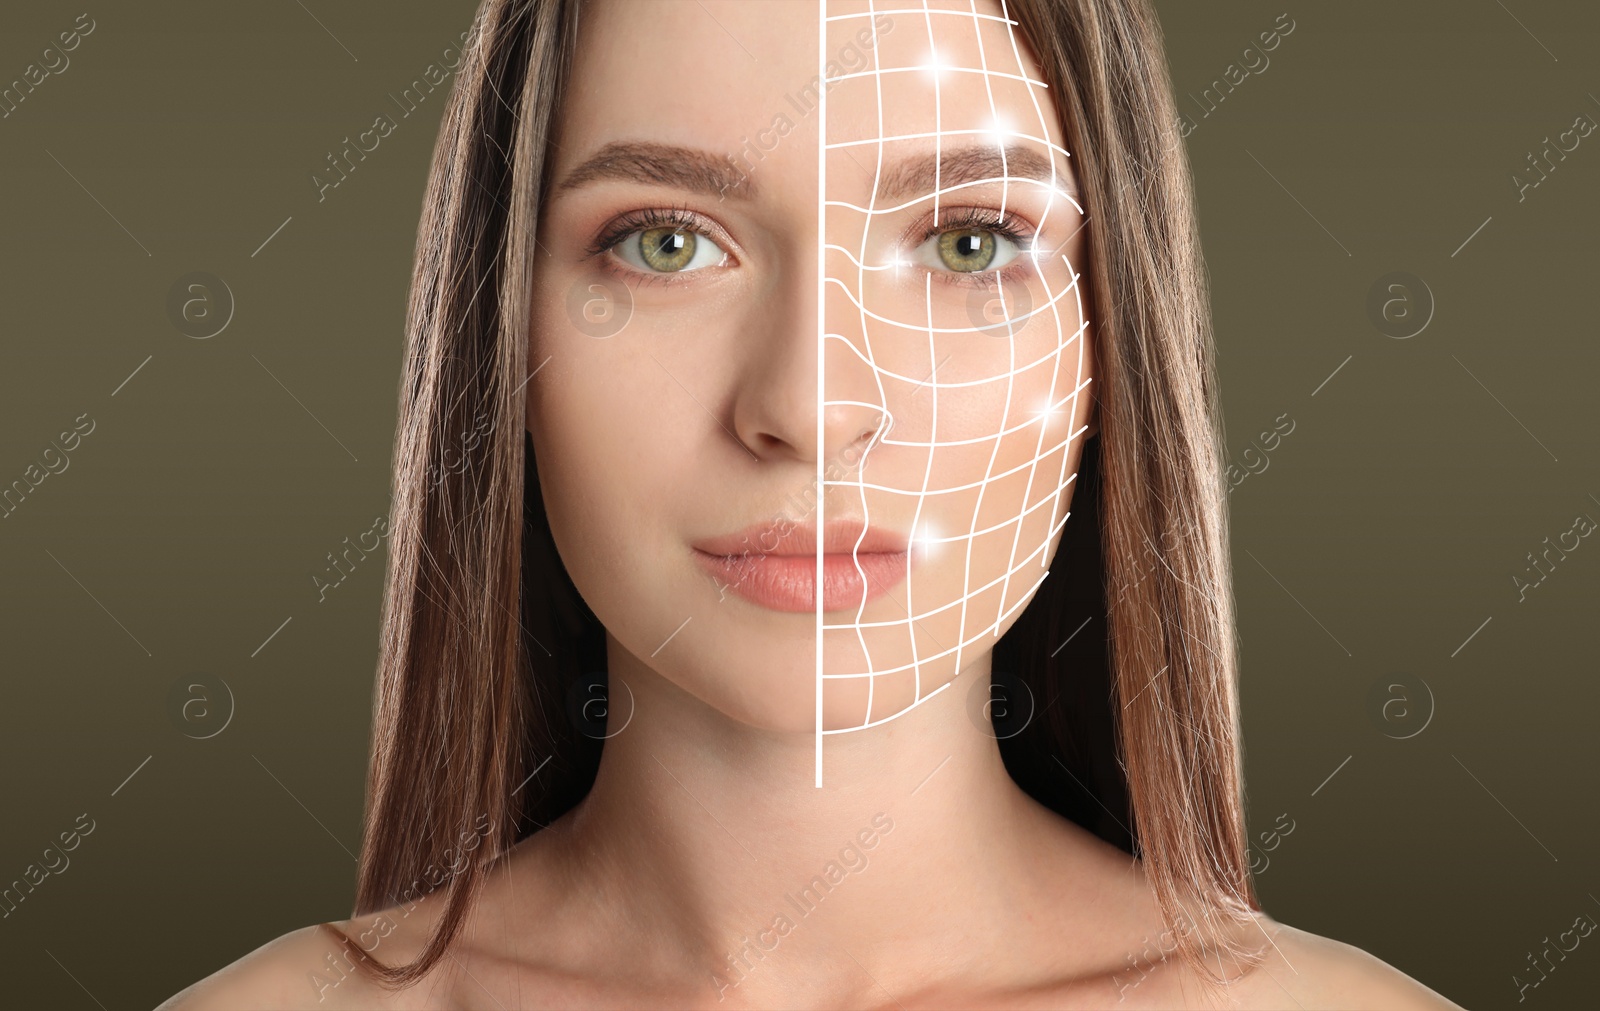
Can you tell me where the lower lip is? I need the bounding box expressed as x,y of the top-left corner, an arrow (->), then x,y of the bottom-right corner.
692,549 -> 910,612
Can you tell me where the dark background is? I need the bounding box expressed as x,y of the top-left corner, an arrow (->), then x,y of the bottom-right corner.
1,2 -> 1595,1007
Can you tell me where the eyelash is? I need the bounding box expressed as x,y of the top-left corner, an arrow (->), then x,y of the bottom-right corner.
906,206 -> 1037,288
583,204 -> 1039,287
587,205 -> 734,284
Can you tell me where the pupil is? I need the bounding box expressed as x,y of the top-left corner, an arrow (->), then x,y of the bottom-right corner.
937,228 -> 995,272
638,226 -> 697,272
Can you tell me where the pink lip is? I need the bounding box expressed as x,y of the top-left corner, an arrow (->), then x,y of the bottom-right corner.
691,520 -> 911,612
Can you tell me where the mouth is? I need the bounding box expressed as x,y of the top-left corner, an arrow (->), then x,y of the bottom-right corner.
690,520 -> 911,613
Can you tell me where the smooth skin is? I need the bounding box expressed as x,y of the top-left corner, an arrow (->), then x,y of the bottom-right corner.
160,2 -> 1467,1007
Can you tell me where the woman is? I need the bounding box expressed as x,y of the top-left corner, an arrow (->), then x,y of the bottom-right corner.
161,0 -> 1464,1007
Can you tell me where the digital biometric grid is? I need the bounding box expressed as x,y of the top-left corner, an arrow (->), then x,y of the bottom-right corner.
818,0 -> 1092,782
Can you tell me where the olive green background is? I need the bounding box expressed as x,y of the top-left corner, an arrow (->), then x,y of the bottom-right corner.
1,2 -> 1595,1007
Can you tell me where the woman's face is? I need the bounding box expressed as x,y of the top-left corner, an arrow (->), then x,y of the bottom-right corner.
528,0 -> 1093,736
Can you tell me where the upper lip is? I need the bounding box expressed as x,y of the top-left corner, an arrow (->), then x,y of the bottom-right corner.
692,519 -> 909,557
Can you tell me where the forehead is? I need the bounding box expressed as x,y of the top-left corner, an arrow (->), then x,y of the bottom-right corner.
554,0 -> 817,171
548,0 -> 1071,206
824,0 -> 1069,172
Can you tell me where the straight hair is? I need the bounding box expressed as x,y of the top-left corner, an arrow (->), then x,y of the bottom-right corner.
347,0 -> 1261,994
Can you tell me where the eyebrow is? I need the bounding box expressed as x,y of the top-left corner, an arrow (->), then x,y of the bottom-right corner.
873,144 -> 1075,204
555,141 -> 755,200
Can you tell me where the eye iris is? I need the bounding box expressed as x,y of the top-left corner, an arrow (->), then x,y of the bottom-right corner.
639,226 -> 697,272
937,228 -> 996,272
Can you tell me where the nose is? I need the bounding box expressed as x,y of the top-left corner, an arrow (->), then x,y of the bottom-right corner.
729,259 -> 888,471
821,276 -> 894,472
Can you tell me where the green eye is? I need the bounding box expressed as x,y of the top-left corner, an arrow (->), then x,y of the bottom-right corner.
613,225 -> 728,274
937,228 -> 997,272
641,227 -> 695,271
914,224 -> 1021,275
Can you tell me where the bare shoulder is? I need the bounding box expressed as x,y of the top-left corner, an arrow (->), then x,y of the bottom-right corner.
154,840 -> 582,1011
1231,912 -> 1467,1010
152,919 -> 408,1011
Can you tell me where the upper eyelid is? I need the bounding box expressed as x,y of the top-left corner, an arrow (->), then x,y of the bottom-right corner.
898,212 -> 1035,276
589,207 -> 1037,280
594,207 -> 741,262
596,216 -> 740,282
901,210 -> 1036,281
592,205 -> 1032,248
901,207 -> 1038,248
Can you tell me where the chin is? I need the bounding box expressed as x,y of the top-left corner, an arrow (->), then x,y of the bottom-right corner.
656,629 -> 945,736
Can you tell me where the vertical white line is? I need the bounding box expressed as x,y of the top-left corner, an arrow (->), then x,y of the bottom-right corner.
815,0 -> 827,789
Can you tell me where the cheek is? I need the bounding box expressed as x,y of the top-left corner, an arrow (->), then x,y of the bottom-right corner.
968,319 -> 1091,563
824,311 -> 1091,720
526,327 -> 682,647
927,347 -> 1086,575
869,304 -> 1090,534
527,284 -> 750,676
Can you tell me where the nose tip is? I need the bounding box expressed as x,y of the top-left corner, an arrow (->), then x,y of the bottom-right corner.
823,401 -> 891,474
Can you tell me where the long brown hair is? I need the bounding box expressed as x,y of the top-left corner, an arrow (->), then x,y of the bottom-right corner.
349,0 -> 1260,993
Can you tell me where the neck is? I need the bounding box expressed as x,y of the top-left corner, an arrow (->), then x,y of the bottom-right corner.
537,631 -> 1119,1004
